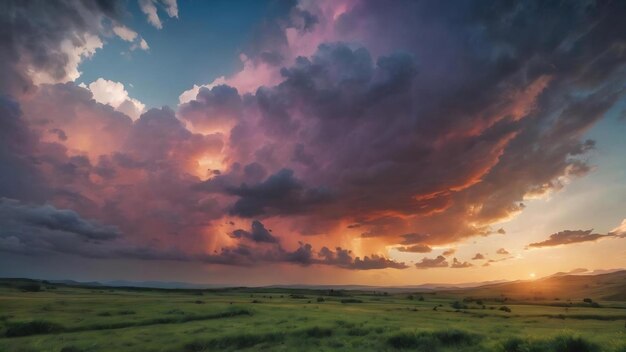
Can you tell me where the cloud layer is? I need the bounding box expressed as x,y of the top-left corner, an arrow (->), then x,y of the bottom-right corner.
0,0 -> 625,275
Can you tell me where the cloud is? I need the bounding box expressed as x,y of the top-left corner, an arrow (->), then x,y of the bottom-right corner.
112,25 -> 149,51
83,78 -> 146,119
231,220 -> 279,243
400,233 -> 431,245
0,198 -> 120,240
609,219 -> 626,237
0,0 -> 123,95
113,25 -> 138,42
442,248 -> 456,257
162,0 -> 178,18
2,0 -> 626,276
178,85 -> 242,133
527,229 -> 616,248
471,253 -> 485,260
415,255 -> 448,269
139,0 -> 178,29
396,244 -> 432,253
221,169 -> 333,218
137,38 -> 150,51
450,258 -> 473,269
496,248 -> 510,255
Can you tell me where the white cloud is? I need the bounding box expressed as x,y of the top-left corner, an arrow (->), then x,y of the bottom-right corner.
610,219 -> 626,237
139,0 -> 178,29
113,25 -> 138,42
85,78 -> 146,120
130,37 -> 150,51
139,0 -> 162,29
139,38 -> 150,50
163,0 -> 179,18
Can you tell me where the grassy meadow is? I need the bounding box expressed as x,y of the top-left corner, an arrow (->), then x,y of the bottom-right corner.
1,276 -> 625,352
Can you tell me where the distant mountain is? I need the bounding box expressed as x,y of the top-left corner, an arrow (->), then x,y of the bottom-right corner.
448,270 -> 626,301
40,279 -> 509,291
3,270 -> 624,300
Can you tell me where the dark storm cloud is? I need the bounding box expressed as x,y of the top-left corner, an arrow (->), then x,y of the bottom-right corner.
225,169 -> 333,217
0,0 -> 122,95
415,255 -> 448,269
178,85 -> 243,131
189,234 -> 409,270
231,220 -> 279,243
527,229 -> 616,248
207,0 -> 626,245
0,96 -> 47,201
0,205 -> 408,270
2,0 -> 626,274
0,198 -> 120,240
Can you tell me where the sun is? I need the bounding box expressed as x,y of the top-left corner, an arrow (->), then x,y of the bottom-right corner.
529,272 -> 536,279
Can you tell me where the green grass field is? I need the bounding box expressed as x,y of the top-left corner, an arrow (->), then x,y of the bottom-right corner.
1,279 -> 625,352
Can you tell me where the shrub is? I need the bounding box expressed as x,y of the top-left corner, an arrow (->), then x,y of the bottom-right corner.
387,332 -> 436,349
316,297 -> 325,302
501,335 -> 599,352
583,298 -> 593,303
305,326 -> 333,338
499,306 -> 512,313
431,329 -> 480,346
5,320 -> 63,337
17,283 -> 41,292
550,335 -> 599,352
418,296 -> 425,301
387,329 -> 480,350
451,301 -> 468,310
184,332 -> 284,351
340,298 -> 363,304
347,327 -> 370,336
60,346 -> 83,352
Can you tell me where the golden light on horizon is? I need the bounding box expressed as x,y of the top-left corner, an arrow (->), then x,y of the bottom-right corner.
529,272 -> 536,279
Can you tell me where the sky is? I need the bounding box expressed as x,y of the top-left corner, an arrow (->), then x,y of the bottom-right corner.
0,0 -> 625,286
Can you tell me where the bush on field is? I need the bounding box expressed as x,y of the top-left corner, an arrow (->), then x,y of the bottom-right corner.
17,283 -> 41,292
502,335 -> 599,352
316,297 -> 325,302
60,346 -> 83,352
340,298 -> 363,303
184,332 -> 284,351
4,320 -> 63,337
499,306 -> 512,313
346,327 -> 370,336
451,301 -> 468,310
305,326 -> 333,338
387,329 -> 480,350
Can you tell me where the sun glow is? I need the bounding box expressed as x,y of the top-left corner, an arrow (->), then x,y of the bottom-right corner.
529,272 -> 536,279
